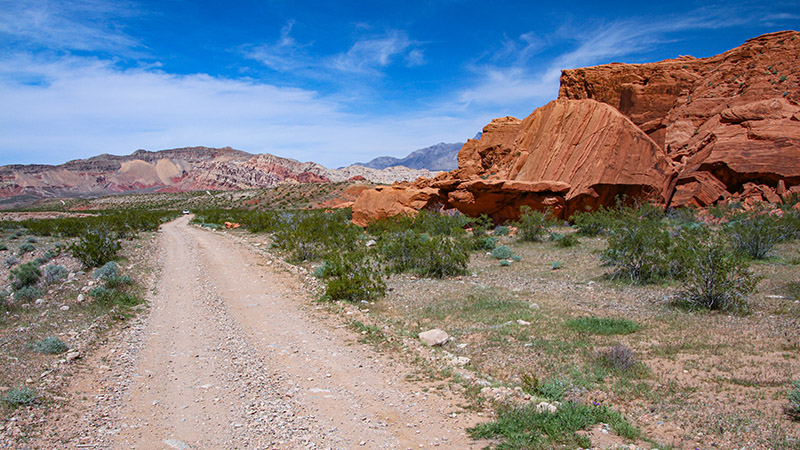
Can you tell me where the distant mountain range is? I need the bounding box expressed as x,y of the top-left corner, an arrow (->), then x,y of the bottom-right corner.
356,142 -> 463,171
0,146 -> 445,209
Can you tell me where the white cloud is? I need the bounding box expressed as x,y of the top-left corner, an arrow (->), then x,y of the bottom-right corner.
0,54 -> 480,168
454,9 -> 761,113
247,25 -> 425,77
0,0 -> 142,54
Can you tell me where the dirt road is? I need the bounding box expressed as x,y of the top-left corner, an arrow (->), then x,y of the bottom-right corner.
62,216 -> 483,449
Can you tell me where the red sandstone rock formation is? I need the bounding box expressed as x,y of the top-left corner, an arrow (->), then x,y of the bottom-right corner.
352,31 -> 799,225
559,30 -> 800,207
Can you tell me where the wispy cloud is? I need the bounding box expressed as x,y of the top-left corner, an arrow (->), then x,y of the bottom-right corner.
0,54 -> 478,167
0,0 -> 143,54
246,24 -> 425,78
455,8 -> 764,112
329,30 -> 422,74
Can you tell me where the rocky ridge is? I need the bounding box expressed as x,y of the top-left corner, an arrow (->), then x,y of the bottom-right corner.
352,30 -> 800,226
0,147 -> 440,207
357,142 -> 465,171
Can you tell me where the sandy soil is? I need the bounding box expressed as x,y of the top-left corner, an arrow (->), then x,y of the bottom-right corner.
33,215 -> 484,449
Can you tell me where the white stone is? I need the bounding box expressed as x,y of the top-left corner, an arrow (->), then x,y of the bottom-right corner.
516,319 -> 531,325
59,305 -> 69,311
535,402 -> 558,413
418,329 -> 449,346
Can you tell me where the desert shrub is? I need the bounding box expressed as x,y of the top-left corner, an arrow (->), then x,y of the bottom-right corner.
666,206 -> 698,226
272,210 -> 360,263
554,233 -> 579,248
320,252 -> 385,302
551,261 -> 562,270
597,344 -> 639,373
33,250 -> 54,265
90,285 -> 142,308
17,242 -> 35,255
725,209 -> 794,259
93,261 -> 119,280
368,210 -> 467,237
14,285 -> 43,301
470,214 -> 493,236
787,379 -> 800,420
70,229 -> 121,268
31,336 -> 68,354
11,262 -> 41,290
2,387 -> 37,407
381,231 -> 469,278
8,230 -> 23,240
511,254 -> 522,262
674,227 -> 757,311
471,235 -> 497,251
0,244 -> 6,251
499,260 -> 511,267
515,206 -> 556,242
4,255 -> 19,267
572,208 -> 612,236
25,237 -> 37,243
0,290 -> 8,307
602,203 -> 671,283
491,245 -> 513,260
43,264 -> 68,284
566,317 -> 641,335
104,275 -> 132,289
494,225 -> 510,236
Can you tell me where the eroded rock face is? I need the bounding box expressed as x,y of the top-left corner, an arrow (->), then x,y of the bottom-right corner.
560,30 -> 800,207
352,31 -> 800,224
352,99 -> 678,223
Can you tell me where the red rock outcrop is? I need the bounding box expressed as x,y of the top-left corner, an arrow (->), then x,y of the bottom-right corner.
559,30 -> 800,207
352,31 -> 800,224
353,99 -> 678,223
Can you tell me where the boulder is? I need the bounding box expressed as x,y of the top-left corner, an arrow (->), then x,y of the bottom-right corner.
418,329 -> 449,346
351,186 -> 443,227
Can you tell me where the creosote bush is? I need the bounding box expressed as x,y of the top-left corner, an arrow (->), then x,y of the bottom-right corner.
725,208 -> 795,259
70,229 -> 121,269
515,206 -> 556,242
319,251 -> 385,302
17,242 -> 35,255
674,227 -> 757,311
602,203 -> 671,283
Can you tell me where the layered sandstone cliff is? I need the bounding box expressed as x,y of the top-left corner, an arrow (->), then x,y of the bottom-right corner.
352,30 -> 800,225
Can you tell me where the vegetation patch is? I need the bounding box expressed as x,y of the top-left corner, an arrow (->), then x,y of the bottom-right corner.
468,401 -> 639,449
565,317 -> 641,335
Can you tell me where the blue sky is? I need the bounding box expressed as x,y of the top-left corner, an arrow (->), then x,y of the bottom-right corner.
0,1 -> 798,168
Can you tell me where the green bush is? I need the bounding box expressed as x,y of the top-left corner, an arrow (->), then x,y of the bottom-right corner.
602,203 -> 671,283
2,387 -> 37,407
674,227 -> 757,311
572,208 -> 612,236
787,379 -> 800,420
11,262 -> 41,290
0,244 -> 6,251
471,235 -> 497,250
70,229 -> 121,268
494,225 -> 510,236
15,285 -> 43,301
554,233 -> 579,248
31,336 -> 69,354
470,214 -> 493,236
499,260 -> 511,267
725,209 -> 794,259
381,231 -> 469,278
33,250 -> 54,266
320,252 -> 385,302
515,206 -> 556,242
104,275 -> 133,289
4,255 -> 18,267
25,237 -> 37,243
491,245 -> 513,260
17,242 -> 35,255
93,261 -> 119,280
43,264 -> 68,284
